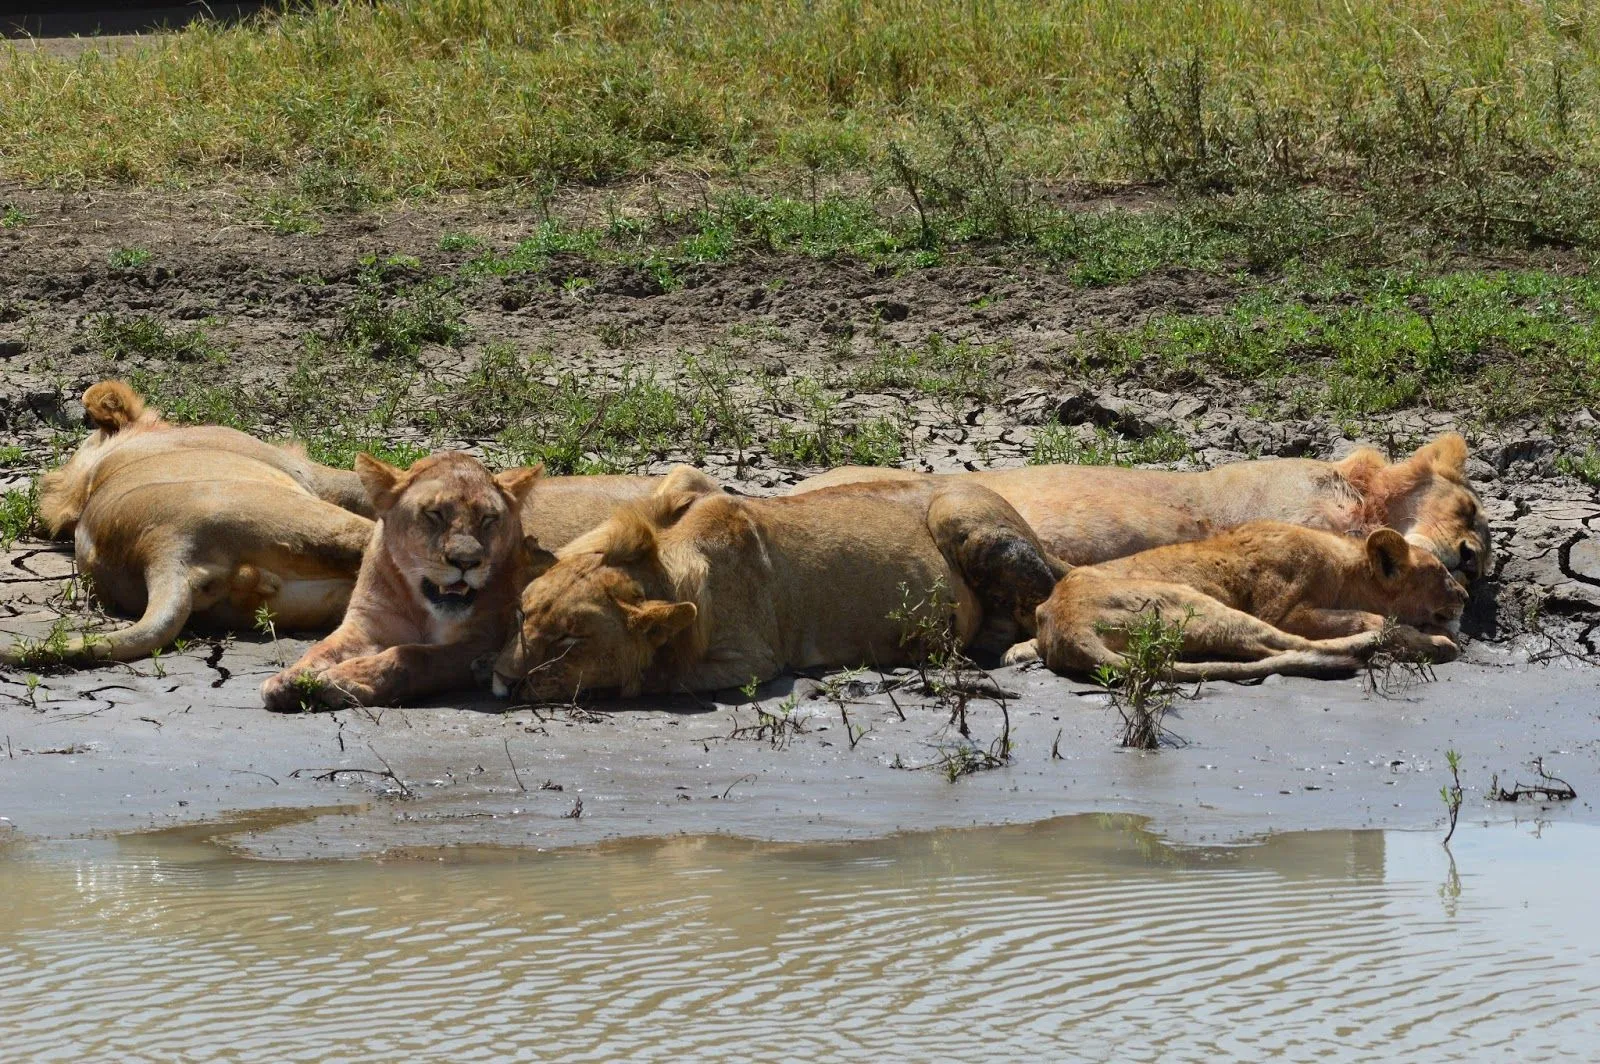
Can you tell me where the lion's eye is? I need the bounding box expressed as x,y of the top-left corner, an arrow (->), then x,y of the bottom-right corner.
480,512 -> 500,530
423,508 -> 446,528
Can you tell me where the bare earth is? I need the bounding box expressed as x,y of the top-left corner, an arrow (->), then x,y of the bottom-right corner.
1,181 -> 1597,854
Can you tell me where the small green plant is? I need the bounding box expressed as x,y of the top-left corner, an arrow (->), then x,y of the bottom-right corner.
7,617 -> 96,671
729,693 -> 806,749
1030,424 -> 1191,467
438,233 -> 485,252
1440,748 -> 1464,846
23,673 -> 42,709
1556,449 -> 1600,488
1094,607 -> 1190,750
0,444 -> 24,467
0,482 -> 40,549
0,205 -> 26,228
337,260 -> 467,360
254,604 -> 283,666
108,247 -> 153,269
93,314 -> 220,363
149,647 -> 166,679
290,670 -> 327,711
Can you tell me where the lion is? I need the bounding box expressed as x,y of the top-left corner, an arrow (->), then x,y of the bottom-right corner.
491,466 -> 1068,701
791,434 -> 1491,586
261,452 -> 659,710
3,380 -> 376,665
1003,521 -> 1469,682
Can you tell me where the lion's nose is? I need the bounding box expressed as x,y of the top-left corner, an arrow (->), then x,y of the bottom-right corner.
446,543 -> 484,571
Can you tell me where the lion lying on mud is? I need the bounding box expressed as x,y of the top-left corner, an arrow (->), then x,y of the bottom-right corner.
262,453 -> 657,710
793,434 -> 1491,586
491,467 -> 1067,700
5,381 -> 376,665
1004,521 -> 1468,682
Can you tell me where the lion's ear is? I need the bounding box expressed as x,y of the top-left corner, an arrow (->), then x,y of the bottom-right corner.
1366,528 -> 1411,583
652,465 -> 720,525
1412,433 -> 1468,475
522,535 -> 558,579
624,599 -> 697,648
600,511 -> 658,566
495,464 -> 543,506
355,453 -> 405,513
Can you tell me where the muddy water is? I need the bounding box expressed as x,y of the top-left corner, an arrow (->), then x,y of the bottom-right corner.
1,817 -> 1594,1062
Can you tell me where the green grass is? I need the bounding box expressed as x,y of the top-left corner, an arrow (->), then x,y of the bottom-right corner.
1030,425 -> 1192,467
1557,449 -> 1600,488
0,445 -> 25,467
336,257 -> 467,359
1,1 -> 1595,260
0,481 -> 39,549
94,313 -> 222,364
1073,270 -> 1600,420
0,204 -> 25,228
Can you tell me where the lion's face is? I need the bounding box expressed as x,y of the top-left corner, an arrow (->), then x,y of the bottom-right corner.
1383,435 -> 1491,585
357,452 -> 540,620
1404,477 -> 1491,587
491,550 -> 696,702
1364,529 -> 1470,633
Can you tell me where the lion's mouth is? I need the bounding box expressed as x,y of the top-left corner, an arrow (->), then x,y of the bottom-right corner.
422,577 -> 478,611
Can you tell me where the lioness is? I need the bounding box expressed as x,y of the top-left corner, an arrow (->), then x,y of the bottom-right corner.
1005,521 -> 1468,682
491,467 -> 1068,700
792,434 -> 1491,585
261,453 -> 658,710
3,381 -> 376,664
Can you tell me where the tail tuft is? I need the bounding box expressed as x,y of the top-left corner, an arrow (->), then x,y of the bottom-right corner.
82,380 -> 147,433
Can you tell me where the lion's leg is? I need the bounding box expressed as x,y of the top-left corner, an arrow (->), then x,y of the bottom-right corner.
927,484 -> 1068,656
306,643 -> 481,709
1276,606 -> 1388,639
2,553 -> 200,665
262,623 -> 382,711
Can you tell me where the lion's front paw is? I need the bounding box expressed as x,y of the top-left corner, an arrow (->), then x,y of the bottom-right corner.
262,667 -> 338,712
1002,638 -> 1041,667
312,658 -> 388,709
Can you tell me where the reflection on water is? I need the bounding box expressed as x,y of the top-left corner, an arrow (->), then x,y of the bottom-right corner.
1,816 -> 1595,1062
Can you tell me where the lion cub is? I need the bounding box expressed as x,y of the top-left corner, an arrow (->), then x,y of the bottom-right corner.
492,467 -> 1068,700
1005,521 -> 1468,682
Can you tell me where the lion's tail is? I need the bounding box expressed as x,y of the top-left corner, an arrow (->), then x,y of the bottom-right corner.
1,562 -> 192,667
82,380 -> 147,432
1164,651 -> 1363,682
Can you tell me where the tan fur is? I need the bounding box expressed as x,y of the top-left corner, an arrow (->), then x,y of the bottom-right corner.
492,468 -> 1068,700
792,433 -> 1492,585
1005,522 -> 1469,682
262,454 -> 659,710
5,381 -> 377,665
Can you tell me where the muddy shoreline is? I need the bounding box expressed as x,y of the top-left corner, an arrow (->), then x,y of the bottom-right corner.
2,182 -> 1598,857
1,599 -> 1594,857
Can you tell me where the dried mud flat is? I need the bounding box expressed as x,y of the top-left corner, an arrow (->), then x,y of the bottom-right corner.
1,181 -> 1597,854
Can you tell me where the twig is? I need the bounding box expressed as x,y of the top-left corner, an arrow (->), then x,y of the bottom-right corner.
722,773 -> 757,799
504,736 -> 527,793
227,768 -> 281,786
1490,757 -> 1577,803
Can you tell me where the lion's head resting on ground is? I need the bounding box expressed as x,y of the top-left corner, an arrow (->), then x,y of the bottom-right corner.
1339,433 -> 1491,585
491,466 -> 720,700
1353,527 -> 1470,633
356,451 -> 541,619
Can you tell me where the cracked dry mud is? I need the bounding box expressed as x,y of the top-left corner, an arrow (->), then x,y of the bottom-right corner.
1,182 -> 1597,853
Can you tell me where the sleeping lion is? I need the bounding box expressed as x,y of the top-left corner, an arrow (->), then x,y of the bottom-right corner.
491,466 -> 1068,700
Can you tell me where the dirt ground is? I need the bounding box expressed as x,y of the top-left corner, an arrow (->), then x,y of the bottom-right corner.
1,181 -> 1597,852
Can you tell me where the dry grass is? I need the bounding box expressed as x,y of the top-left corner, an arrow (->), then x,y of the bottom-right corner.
0,0 -> 1594,196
